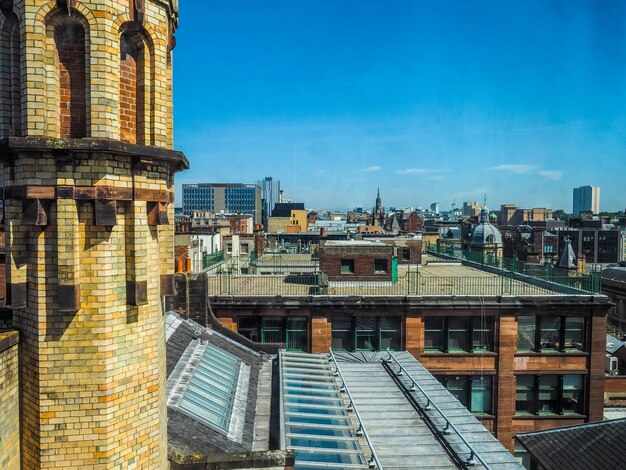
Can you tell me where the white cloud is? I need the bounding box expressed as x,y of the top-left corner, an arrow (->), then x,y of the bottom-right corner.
396,168 -> 451,175
539,170 -> 563,180
356,165 -> 382,172
487,164 -> 535,174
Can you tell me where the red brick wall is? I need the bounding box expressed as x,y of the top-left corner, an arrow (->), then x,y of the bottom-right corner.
55,22 -> 86,138
311,317 -> 331,353
588,314 -> 607,422
319,247 -> 393,281
496,315 -> 516,451
120,34 -> 145,145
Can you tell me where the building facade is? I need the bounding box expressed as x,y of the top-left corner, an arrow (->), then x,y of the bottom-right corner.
197,254 -> 609,453
0,0 -> 186,468
573,185 -> 600,216
257,176 -> 280,221
182,183 -> 261,224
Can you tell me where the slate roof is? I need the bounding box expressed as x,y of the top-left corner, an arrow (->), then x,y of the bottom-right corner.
165,313 -> 272,457
607,334 -> 626,355
516,418 -> 626,470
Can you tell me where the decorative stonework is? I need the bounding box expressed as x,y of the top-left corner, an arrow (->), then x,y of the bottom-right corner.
0,1 -> 185,468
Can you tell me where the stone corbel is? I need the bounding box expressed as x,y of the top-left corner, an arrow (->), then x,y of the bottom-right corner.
94,200 -> 117,226
147,201 -> 169,225
168,19 -> 177,52
22,199 -> 50,226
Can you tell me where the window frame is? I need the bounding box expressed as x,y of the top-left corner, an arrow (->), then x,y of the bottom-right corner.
517,315 -> 587,353
436,375 -> 494,415
340,258 -> 355,274
515,374 -> 586,417
424,316 -> 495,354
374,258 -> 388,274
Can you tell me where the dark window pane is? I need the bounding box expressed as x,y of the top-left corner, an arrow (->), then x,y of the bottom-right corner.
471,376 -> 493,414
374,259 -> 388,273
380,330 -> 400,350
356,332 -> 377,351
562,375 -> 584,415
448,317 -> 469,352
538,375 -> 559,414
516,375 -> 535,415
517,315 -> 536,352
472,317 -> 493,352
340,259 -> 354,274
540,317 -> 561,351
564,317 -> 585,351
261,316 -> 284,343
424,317 -> 444,352
447,376 -> 469,407
402,248 -> 411,261
238,317 -> 259,341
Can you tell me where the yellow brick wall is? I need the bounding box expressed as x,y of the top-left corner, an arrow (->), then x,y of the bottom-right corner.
6,0 -> 177,147
1,1 -> 182,469
0,331 -> 20,470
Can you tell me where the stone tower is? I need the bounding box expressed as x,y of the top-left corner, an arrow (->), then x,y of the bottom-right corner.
0,0 -> 186,468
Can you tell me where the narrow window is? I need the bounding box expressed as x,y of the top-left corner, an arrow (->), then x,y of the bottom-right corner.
471,376 -> 493,414
515,375 -> 536,415
537,375 -> 559,414
424,317 -> 445,352
539,317 -> 561,352
120,32 -> 145,144
261,317 -> 284,343
447,376 -> 469,408
331,315 -> 353,351
340,259 -> 354,274
448,317 -> 470,352
237,317 -> 259,342
517,315 -> 536,352
55,22 -> 87,138
472,316 -> 493,352
355,316 -> 377,351
562,375 -> 584,415
402,248 -> 411,261
374,258 -> 387,273
379,316 -> 400,350
564,317 -> 585,351
286,317 -> 308,352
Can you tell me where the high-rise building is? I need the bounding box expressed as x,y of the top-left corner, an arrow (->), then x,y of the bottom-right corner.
182,183 -> 262,224
258,176 -> 281,218
573,185 -> 600,216
0,1 -> 186,468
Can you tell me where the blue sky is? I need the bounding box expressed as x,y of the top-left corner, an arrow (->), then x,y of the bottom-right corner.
173,0 -> 626,212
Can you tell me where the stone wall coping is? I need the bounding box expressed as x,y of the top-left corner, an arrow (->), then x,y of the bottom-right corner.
0,137 -> 189,171
0,330 -> 19,353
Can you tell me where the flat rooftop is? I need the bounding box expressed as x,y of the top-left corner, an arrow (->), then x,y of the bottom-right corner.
207,254 -> 602,298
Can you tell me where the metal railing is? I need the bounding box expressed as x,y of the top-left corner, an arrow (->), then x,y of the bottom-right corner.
429,244 -> 601,294
328,348 -> 383,470
206,269 -> 589,296
383,349 -> 491,469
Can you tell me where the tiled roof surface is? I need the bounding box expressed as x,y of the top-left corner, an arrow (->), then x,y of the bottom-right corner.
516,418 -> 626,470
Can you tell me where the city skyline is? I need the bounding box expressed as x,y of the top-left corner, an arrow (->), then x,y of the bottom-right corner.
173,1 -> 625,211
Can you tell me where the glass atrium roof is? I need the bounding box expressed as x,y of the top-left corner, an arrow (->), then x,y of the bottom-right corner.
280,351 -> 368,469
169,341 -> 243,435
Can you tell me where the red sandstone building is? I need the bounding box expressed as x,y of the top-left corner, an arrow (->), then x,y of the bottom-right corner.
196,247 -> 610,452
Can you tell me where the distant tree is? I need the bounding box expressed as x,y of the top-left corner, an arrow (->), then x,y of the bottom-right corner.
553,209 -> 566,219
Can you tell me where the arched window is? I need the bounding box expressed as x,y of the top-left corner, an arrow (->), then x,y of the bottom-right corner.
120,32 -> 145,144
0,12 -> 21,137
54,20 -> 87,138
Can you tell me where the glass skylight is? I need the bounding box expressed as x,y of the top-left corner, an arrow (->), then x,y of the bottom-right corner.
280,351 -> 367,469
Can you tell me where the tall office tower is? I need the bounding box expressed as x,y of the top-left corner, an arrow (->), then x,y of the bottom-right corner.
573,186 -> 600,216
182,183 -> 262,224
258,176 -> 281,217
0,1 -> 186,468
